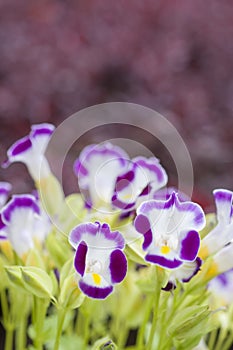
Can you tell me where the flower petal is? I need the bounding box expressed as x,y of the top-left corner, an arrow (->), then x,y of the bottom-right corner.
30,123 -> 55,154
146,253 -> 183,269
134,214 -> 153,249
69,222 -> 125,250
74,241 -> 87,277
163,257 -> 202,290
0,214 -> 7,240
178,230 -> 200,261
1,195 -> 40,257
112,156 -> 167,210
3,136 -> 33,168
0,182 -> 12,208
79,274 -> 113,299
2,194 -> 40,223
74,143 -> 128,207
109,249 -> 127,283
172,194 -> 206,232
145,246 -> 183,269
213,189 -> 233,225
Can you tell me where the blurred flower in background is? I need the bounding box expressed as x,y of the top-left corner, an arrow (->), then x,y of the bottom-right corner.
0,0 -> 232,207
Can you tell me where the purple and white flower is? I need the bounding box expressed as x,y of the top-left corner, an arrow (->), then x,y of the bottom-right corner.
74,143 -> 129,209
163,257 -> 202,291
1,194 -> 51,258
200,189 -> 233,258
3,123 -> 55,182
69,222 -> 127,299
112,156 -> 168,211
208,268 -> 233,305
134,192 -> 206,269
0,182 -> 12,208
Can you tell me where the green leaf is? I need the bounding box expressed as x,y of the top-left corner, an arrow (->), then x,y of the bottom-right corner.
4,266 -> 28,293
168,305 -> 211,339
21,266 -> 54,299
59,272 -> 85,309
60,258 -> 74,287
125,244 -> 148,266
46,231 -> 72,268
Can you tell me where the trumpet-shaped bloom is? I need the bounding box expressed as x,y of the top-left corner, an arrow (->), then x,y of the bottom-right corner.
134,192 -> 205,268
69,222 -> 127,299
1,194 -> 50,257
200,189 -> 233,258
3,123 -> 55,182
112,157 -> 167,211
73,143 -> 129,208
0,182 -> 12,208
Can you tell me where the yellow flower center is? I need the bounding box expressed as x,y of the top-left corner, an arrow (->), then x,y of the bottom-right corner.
160,245 -> 171,254
92,273 -> 101,285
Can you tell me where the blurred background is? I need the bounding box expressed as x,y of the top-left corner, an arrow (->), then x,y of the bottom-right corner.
0,0 -> 232,211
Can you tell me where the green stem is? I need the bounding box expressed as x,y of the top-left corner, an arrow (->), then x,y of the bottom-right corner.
75,309 -> 84,336
208,329 -> 218,350
5,328 -> 14,350
156,293 -> 170,350
53,308 -> 67,350
33,297 -> 48,350
136,295 -> 154,350
83,307 -> 91,348
222,332 -> 233,350
16,315 -> 27,350
147,267 -> 162,350
1,289 -> 14,350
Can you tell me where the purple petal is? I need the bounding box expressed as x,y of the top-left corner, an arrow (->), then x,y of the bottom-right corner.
145,254 -> 183,268
74,143 -> 129,205
30,123 -> 55,138
73,159 -> 88,179
0,182 -> 12,196
112,156 -> 167,211
142,230 -> 153,250
134,214 -> 151,235
2,195 -> 40,224
98,223 -> 125,249
109,249 -> 127,283
111,194 -> 136,211
0,214 -> 7,239
162,281 -> 176,291
114,170 -> 135,192
134,214 -> 153,249
69,222 -> 125,250
182,257 -> 202,283
74,241 -> 88,277
173,195 -> 206,230
4,136 -> 32,158
79,279 -> 113,299
0,214 -> 6,230
153,187 -> 190,202
179,230 -> 200,261
133,156 -> 168,184
213,189 -> 233,225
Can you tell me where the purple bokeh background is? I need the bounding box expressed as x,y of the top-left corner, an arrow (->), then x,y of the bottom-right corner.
0,0 -> 232,210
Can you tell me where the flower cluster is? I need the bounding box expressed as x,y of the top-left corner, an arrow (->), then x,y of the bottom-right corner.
0,122 -> 233,350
